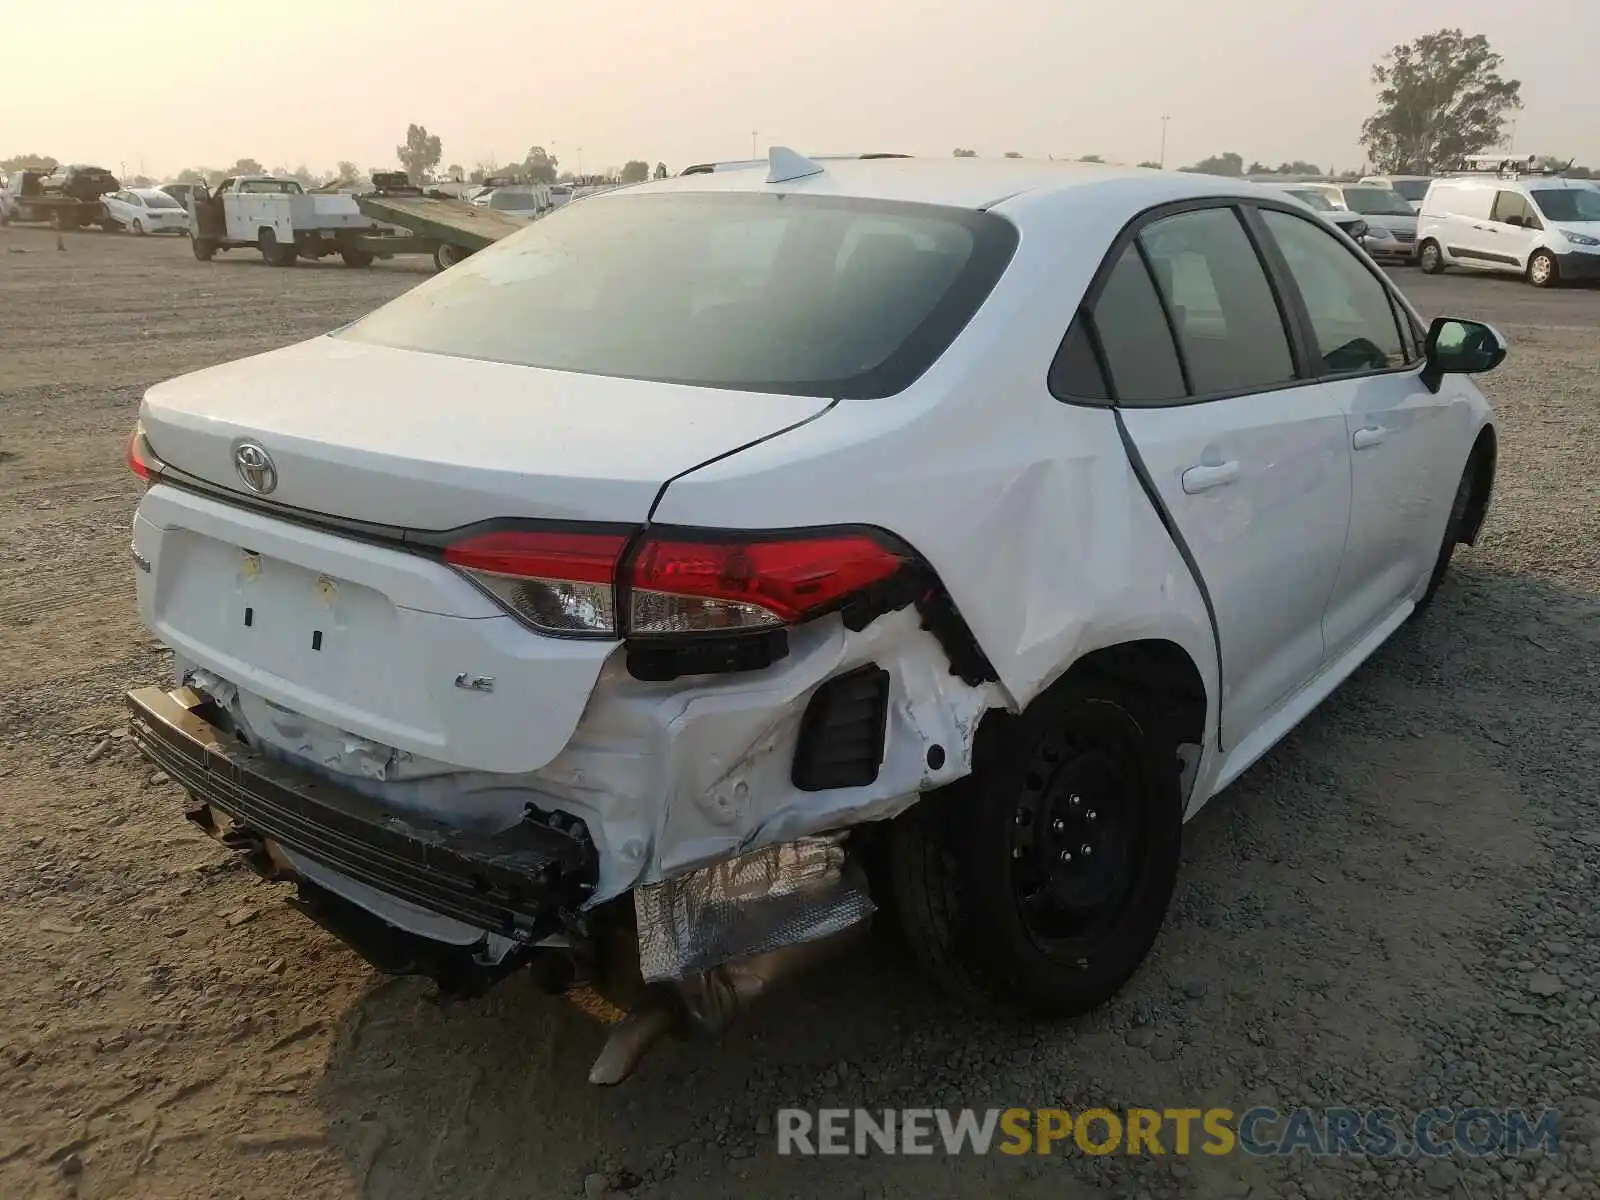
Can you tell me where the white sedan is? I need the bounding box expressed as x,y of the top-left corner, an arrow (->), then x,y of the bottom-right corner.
103,187 -> 190,235
121,151 -> 1504,1082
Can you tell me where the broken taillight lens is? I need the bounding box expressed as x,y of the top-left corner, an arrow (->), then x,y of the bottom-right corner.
440,526 -> 911,641
443,529 -> 630,636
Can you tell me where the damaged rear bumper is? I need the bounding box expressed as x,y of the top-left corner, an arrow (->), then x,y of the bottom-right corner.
127,685 -> 597,985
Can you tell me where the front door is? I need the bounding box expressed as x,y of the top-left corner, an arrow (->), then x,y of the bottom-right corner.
1484,189 -> 1542,273
1254,207 -> 1456,657
1085,206 -> 1354,748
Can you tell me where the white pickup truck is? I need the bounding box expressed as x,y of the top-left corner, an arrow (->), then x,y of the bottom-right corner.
190,176 -> 392,267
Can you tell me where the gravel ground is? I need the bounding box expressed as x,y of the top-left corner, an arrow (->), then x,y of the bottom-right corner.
1,223 -> 1597,1200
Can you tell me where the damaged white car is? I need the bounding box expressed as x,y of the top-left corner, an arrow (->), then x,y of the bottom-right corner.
124,150 -> 1504,1083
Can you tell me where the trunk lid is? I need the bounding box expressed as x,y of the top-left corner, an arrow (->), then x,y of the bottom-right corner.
139,336 -> 833,529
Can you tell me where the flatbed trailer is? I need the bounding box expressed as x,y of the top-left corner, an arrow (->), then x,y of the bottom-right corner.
1,193 -> 112,231
355,181 -> 527,272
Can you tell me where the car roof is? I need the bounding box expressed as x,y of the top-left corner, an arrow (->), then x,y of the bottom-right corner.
606,154 -> 1301,214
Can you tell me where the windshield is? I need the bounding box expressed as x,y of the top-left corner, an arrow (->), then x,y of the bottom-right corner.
1286,189 -> 1334,212
339,191 -> 1018,399
238,179 -> 303,194
1389,179 -> 1431,202
1530,188 -> 1600,222
138,191 -> 182,209
1342,187 -> 1415,217
488,190 -> 540,211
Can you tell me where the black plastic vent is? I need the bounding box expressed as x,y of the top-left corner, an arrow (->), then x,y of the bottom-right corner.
792,665 -> 891,792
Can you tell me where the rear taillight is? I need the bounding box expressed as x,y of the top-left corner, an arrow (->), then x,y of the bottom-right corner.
126,423 -> 162,485
439,526 -> 912,642
443,530 -> 630,637
627,534 -> 907,635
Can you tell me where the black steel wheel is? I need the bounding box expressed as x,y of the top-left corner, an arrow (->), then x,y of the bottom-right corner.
889,675 -> 1183,1017
1418,240 -> 1445,274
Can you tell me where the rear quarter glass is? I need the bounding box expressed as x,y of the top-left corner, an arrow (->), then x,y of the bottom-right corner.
336,192 -> 1019,400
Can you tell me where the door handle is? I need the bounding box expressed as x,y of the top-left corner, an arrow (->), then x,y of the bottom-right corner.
1352,426 -> 1387,450
1181,461 -> 1241,494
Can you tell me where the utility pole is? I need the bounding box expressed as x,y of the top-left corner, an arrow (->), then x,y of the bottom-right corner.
752,130 -> 759,159
1159,115 -> 1170,169
1507,117 -> 1518,153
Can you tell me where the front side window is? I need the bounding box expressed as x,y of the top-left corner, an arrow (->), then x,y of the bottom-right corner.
1138,207 -> 1296,396
1529,187 -> 1600,223
339,192 -> 1018,399
1390,179 -> 1431,203
1260,209 -> 1405,374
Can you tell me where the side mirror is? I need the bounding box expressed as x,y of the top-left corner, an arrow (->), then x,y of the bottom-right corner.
1420,316 -> 1507,392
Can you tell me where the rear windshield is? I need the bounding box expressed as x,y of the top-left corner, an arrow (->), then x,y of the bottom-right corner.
1389,179 -> 1430,201
1531,188 -> 1600,222
338,191 -> 1018,398
1286,189 -> 1334,211
487,190 -> 540,210
1341,187 -> 1415,217
140,191 -> 182,209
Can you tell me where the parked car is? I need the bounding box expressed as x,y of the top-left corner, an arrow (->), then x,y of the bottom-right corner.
1417,173 -> 1600,287
103,187 -> 191,235
470,185 -> 548,222
123,153 -> 1503,1083
159,182 -> 206,212
1289,182 -> 1419,262
1359,174 -> 1433,212
1261,183 -> 1372,243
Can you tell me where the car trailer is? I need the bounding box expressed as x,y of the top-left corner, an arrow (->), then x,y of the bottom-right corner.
354,173 -> 527,272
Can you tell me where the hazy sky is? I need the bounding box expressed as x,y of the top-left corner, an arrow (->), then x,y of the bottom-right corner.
11,0 -> 1600,179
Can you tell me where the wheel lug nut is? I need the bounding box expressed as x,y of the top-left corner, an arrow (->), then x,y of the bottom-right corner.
1069,794 -> 1081,806
1086,810 -> 1097,822
1051,818 -> 1065,834
1080,843 -> 1093,857
1058,850 -> 1072,864
1012,846 -> 1023,858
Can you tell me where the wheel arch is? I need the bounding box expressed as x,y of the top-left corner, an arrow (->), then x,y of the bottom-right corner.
1459,423 -> 1497,546
973,637 -> 1211,806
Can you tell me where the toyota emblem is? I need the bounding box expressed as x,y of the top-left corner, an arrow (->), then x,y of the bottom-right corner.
233,441 -> 278,495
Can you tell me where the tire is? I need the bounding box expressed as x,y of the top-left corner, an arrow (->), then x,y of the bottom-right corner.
433,242 -> 469,273
888,675 -> 1183,1017
132,219 -> 145,236
259,228 -> 296,267
1527,250 -> 1557,288
1418,240 -> 1445,274
192,238 -> 216,262
1413,453 -> 1480,616
341,249 -> 375,268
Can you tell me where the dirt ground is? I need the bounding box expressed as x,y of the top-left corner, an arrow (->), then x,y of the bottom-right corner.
2,223 -> 1598,1200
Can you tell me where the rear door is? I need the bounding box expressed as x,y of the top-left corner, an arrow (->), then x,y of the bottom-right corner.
1084,203 -> 1353,748
1254,206 -> 1455,657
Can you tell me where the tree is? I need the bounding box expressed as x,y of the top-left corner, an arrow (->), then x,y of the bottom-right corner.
952,148 -> 977,158
1,154 -> 57,173
654,162 -> 669,180
231,158 -> 265,177
1180,152 -> 1244,176
396,124 -> 443,182
174,167 -> 209,185
522,146 -> 558,184
619,160 -> 650,184
1078,154 -> 1105,163
1136,160 -> 1161,169
1360,30 -> 1521,173
1566,165 -> 1594,179
1003,151 -> 1023,159
444,163 -> 464,182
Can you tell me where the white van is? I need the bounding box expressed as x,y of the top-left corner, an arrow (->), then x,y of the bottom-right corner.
1417,175 -> 1600,287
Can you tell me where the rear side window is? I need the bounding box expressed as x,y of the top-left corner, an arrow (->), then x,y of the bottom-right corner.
339,192 -> 1018,399
1086,246 -> 1186,403
1428,184 -> 1491,220
1138,208 -> 1296,396
1491,191 -> 1538,226
1260,209 -> 1405,374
